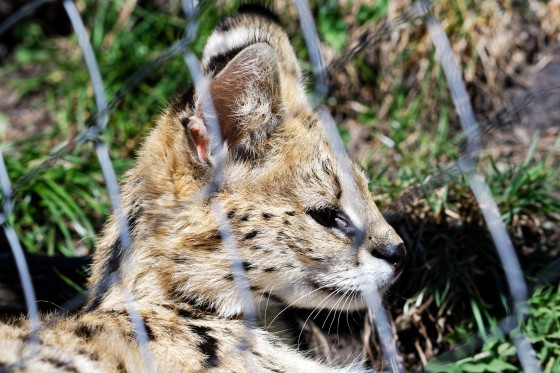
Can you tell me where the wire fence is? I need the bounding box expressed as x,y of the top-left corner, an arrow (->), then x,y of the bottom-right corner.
0,0 -> 553,371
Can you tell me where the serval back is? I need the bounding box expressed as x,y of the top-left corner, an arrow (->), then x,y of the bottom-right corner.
0,5 -> 406,372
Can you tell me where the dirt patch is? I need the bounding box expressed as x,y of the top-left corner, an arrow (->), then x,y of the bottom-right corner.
0,79 -> 53,142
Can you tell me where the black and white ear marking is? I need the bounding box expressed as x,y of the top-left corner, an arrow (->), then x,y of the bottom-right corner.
202,5 -> 302,87
189,43 -> 285,160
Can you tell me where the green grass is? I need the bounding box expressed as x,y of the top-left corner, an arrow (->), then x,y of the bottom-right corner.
426,283 -> 560,373
0,0 -> 558,371
1,0 -> 236,255
313,0 -> 559,369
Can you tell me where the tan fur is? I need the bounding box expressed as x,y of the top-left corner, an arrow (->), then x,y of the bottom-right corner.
0,7 -> 404,372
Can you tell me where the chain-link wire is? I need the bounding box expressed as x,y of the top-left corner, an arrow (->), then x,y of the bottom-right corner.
61,0 -> 156,370
11,1 -> 210,192
0,0 -> 54,37
295,0 -> 404,370
180,0 -> 259,368
423,8 -> 539,372
332,0 -> 429,69
0,149 -> 40,368
0,0 -> 552,371
296,0 -> 540,370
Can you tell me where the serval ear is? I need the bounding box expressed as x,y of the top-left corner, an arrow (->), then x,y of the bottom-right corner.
189,43 -> 285,162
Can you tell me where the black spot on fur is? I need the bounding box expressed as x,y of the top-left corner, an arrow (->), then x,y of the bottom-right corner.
85,248 -> 121,311
142,318 -> 156,341
249,285 -> 260,291
237,4 -> 281,25
21,333 -> 41,344
227,210 -> 236,219
171,255 -> 190,264
211,231 -> 222,240
262,291 -> 284,303
214,20 -> 231,32
265,367 -> 284,373
264,267 -> 277,272
310,279 -> 339,294
268,337 -> 282,348
191,325 -> 220,368
242,261 -> 255,271
177,308 -> 196,319
251,245 -> 262,250
283,220 -> 291,226
44,358 -> 78,373
322,160 -> 332,175
182,296 -> 219,315
75,323 -> 102,341
170,85 -> 195,116
108,309 -> 129,317
262,212 -> 274,220
285,211 -> 296,216
180,116 -> 190,128
240,214 -> 250,222
86,208 -> 141,312
223,274 -> 234,281
243,230 -> 259,240
334,176 -> 342,198
78,349 -> 99,361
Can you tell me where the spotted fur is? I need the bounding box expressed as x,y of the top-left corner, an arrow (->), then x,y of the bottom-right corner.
0,6 -> 405,372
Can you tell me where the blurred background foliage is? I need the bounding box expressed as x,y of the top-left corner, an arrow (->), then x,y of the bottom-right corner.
0,0 -> 558,371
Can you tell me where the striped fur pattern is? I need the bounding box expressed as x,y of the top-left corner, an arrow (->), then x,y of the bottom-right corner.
0,6 -> 405,372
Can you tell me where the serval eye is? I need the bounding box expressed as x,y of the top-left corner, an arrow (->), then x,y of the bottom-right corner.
308,208 -> 355,237
334,212 -> 355,237
308,207 -> 337,228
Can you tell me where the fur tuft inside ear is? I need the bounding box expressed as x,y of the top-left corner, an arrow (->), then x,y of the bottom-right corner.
187,115 -> 210,163
192,43 -> 285,159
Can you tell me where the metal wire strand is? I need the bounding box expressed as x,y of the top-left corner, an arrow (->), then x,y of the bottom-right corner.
181,0 -> 258,369
293,0 -> 328,106
383,81 -> 560,222
294,0 -> 404,371
0,0 -> 550,371
332,0 -> 430,69
62,1 -> 155,371
0,149 -> 40,367
13,41 -> 187,192
12,1 -> 213,193
0,0 -> 54,37
425,11 -> 541,373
